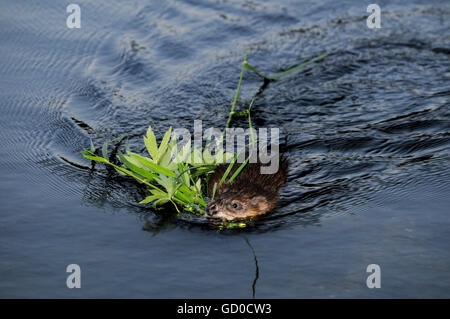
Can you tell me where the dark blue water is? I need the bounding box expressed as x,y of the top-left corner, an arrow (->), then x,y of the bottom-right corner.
0,0 -> 449,298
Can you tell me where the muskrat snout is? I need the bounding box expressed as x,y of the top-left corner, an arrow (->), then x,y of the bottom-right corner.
206,203 -> 218,217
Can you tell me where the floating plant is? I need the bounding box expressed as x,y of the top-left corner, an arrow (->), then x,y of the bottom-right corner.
82,51 -> 326,228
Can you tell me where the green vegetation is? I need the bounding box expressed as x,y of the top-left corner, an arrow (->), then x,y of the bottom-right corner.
82,51 -> 326,227
82,125 -> 233,214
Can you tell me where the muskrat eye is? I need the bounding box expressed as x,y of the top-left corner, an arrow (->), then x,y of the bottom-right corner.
231,201 -> 242,210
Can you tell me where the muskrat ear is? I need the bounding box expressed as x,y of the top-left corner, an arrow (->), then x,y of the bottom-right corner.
250,196 -> 269,211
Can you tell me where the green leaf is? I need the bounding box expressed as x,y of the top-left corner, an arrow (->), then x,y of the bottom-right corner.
81,150 -> 109,163
195,179 -> 202,194
158,146 -> 177,170
157,126 -> 172,161
126,152 -> 177,177
173,140 -> 191,164
153,198 -> 169,208
229,152 -> 253,183
219,148 -> 244,185
139,195 -> 160,204
214,150 -> 234,164
154,175 -> 177,196
211,182 -> 218,200
188,148 -> 204,166
117,153 -> 157,182
102,141 -> 108,159
202,148 -> 216,165
144,126 -> 158,161
191,165 -> 216,179
140,188 -> 171,205
174,189 -> 192,204
177,163 -> 189,187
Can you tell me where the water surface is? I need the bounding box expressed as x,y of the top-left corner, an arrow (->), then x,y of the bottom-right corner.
0,0 -> 449,298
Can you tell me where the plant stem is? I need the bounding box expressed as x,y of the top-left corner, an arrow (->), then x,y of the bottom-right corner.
225,48 -> 249,129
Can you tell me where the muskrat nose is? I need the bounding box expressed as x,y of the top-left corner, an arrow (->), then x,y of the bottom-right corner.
207,204 -> 217,216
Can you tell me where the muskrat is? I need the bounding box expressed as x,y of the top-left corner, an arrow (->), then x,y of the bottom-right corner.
206,157 -> 288,220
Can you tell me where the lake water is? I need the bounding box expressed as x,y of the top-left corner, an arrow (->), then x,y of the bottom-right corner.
0,0 -> 449,298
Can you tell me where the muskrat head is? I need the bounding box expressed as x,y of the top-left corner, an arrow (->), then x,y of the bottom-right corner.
206,192 -> 272,221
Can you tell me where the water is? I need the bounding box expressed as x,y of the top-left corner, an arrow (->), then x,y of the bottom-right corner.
0,0 -> 449,298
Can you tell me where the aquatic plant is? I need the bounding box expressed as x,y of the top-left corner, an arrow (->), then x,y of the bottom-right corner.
82,50 -> 326,225
82,126 -> 233,214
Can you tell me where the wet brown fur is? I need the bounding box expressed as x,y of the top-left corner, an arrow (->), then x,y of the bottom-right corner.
206,157 -> 288,220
